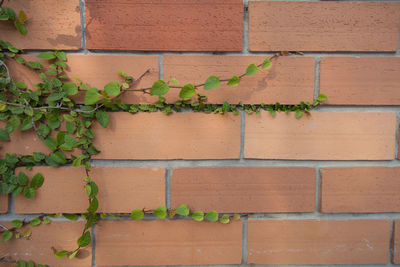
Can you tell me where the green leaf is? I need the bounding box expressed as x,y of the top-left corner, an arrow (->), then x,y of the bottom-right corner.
68,249 -> 79,259
219,215 -> 230,224
179,84 -> 196,100
17,260 -> 26,267
55,51 -> 67,61
0,129 -> 10,141
37,124 -> 50,137
84,88 -> 100,105
17,171 -> 29,186
204,75 -> 220,90
64,135 -> 78,148
191,211 -> 204,221
232,214 -> 241,220
169,78 -> 179,85
18,10 -> 27,23
96,111 -> 109,128
87,197 -> 98,213
0,14 -> 9,20
16,57 -> 26,64
16,81 -> 26,89
150,80 -> 170,96
14,20 -> 27,35
55,250 -> 69,258
27,260 -> 34,267
86,182 -> 98,198
175,204 -> 189,216
24,186 -> 35,199
37,51 -> 56,60
3,7 -> 16,20
30,173 -> 44,189
154,206 -> 167,219
245,64 -> 258,76
227,76 -> 240,86
77,231 -> 91,247
11,219 -> 23,228
205,211 -> 219,222
295,110 -> 303,118
66,121 -> 76,134
63,82 -> 78,96
20,118 -> 33,131
29,217 -> 41,226
44,136 -> 58,150
261,58 -> 272,69
27,61 -> 43,70
50,151 -> 67,164
130,209 -> 144,220
47,92 -> 64,102
6,116 -> 21,134
317,93 -> 328,101
1,230 -> 12,242
104,81 -> 120,96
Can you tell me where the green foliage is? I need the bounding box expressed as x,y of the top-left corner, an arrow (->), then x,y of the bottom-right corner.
205,211 -> 219,222
150,80 -> 169,96
179,84 -> 196,100
130,209 -> 144,220
204,75 -> 220,90
245,64 -> 258,76
175,204 -> 190,216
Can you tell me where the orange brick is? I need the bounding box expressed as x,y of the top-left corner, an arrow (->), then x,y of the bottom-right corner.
171,167 -> 315,213
249,2 -> 400,52
393,220 -> 400,264
0,195 -> 7,213
14,166 -> 165,213
7,54 -> 159,104
247,220 -> 390,265
92,112 -> 241,160
86,0 -> 243,51
0,0 -> 81,50
320,57 -> 400,105
163,56 -> 314,104
321,167 -> 400,213
244,112 -> 396,160
0,221 -> 91,267
96,220 -> 242,266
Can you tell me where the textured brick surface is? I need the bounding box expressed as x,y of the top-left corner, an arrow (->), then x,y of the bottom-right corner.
14,166 -> 165,213
249,1 -> 400,51
170,167 -> 315,213
321,167 -> 400,213
96,220 -> 242,266
0,127 -> 50,155
0,0 -> 81,50
163,56 -> 314,104
393,220 -> 400,264
320,57 -> 400,105
247,220 -> 391,265
0,195 -> 7,213
86,0 -> 243,51
244,112 -> 396,160
0,222 -> 91,267
92,112 -> 241,160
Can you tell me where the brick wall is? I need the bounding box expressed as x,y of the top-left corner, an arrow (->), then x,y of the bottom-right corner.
1,0 -> 400,266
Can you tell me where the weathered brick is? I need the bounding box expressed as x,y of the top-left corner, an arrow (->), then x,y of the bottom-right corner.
244,112 -> 396,160
163,56 -> 314,104
96,220 -> 242,266
0,0 -> 81,50
247,220 -> 390,265
320,57 -> 400,105
7,54 -> 159,104
171,167 -> 315,213
321,167 -> 400,213
0,127 -> 50,156
86,0 -> 243,51
249,1 -> 400,51
92,112 -> 241,160
14,166 -> 165,213
393,220 -> 400,264
0,221 -> 91,267
0,195 -> 7,213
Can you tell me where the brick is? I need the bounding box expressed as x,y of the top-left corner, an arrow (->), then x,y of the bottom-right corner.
244,112 -> 396,160
247,220 -> 390,265
92,112 -> 241,160
0,0 -> 81,50
86,0 -> 243,51
7,54 -> 159,104
14,166 -> 165,213
321,167 -> 400,213
0,195 -> 7,213
320,57 -> 400,105
171,167 -> 315,213
0,221 -> 91,266
96,220 -> 242,266
249,1 -> 400,52
163,56 -> 314,104
393,221 -> 400,264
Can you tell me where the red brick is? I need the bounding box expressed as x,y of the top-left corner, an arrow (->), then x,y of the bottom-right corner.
86,0 -> 243,51
92,112 -> 241,160
7,54 -> 159,104
163,55 -> 314,104
0,221 -> 91,267
0,0 -> 81,50
14,166 -> 165,213
321,167 -> 400,213
170,167 -> 315,213
249,2 -> 400,52
320,57 -> 400,105
0,195 -> 7,213
247,220 -> 390,265
96,220 -> 242,266
0,127 -> 50,156
244,112 -> 396,160
393,220 -> 400,264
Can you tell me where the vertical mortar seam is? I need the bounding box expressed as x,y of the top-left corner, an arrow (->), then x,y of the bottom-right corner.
395,112 -> 399,159
165,168 -> 171,209
242,0 -> 249,55
315,167 -> 321,213
158,55 -> 163,80
239,110 -> 245,160
390,220 -> 395,265
91,224 -> 96,267
313,56 -> 321,102
79,0 -> 88,54
241,217 -> 248,264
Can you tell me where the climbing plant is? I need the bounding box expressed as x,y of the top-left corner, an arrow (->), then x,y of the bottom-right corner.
0,2 -> 327,265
